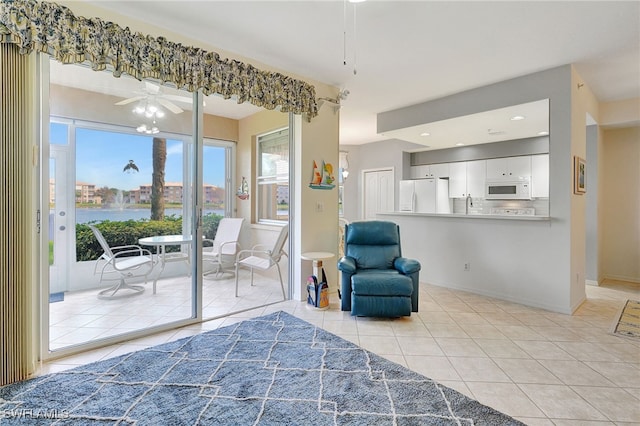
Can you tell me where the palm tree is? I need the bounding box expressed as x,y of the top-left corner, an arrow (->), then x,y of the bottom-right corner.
151,137 -> 166,220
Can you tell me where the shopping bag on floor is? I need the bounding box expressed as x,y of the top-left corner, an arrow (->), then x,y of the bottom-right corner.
317,269 -> 329,309
307,275 -> 318,307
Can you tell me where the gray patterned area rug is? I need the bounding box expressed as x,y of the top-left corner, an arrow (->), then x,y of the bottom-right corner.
0,311 -> 523,425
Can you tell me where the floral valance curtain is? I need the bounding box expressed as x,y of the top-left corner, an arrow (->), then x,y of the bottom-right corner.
0,0 -> 318,118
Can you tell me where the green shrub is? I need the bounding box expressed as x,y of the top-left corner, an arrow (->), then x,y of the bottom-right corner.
76,213 -> 223,262
202,213 -> 222,240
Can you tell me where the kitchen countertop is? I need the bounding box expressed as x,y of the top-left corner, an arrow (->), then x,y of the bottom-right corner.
379,211 -> 551,221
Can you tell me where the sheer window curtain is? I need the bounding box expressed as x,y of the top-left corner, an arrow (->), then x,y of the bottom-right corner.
0,43 -> 38,385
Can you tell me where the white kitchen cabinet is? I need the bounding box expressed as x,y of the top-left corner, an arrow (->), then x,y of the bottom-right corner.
466,160 -> 486,198
448,162 -> 467,198
448,160 -> 485,198
486,156 -> 531,180
409,165 -> 429,179
409,163 -> 449,179
531,154 -> 549,198
430,163 -> 449,179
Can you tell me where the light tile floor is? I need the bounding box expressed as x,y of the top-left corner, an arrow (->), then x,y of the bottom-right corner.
48,270 -> 287,350
40,279 -> 639,425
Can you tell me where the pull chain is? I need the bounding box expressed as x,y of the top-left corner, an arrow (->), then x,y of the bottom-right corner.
353,3 -> 358,75
343,0 -> 347,66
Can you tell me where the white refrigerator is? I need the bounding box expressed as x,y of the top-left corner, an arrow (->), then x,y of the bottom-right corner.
399,179 -> 452,214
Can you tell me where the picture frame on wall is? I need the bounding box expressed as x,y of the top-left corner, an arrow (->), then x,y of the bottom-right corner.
574,156 -> 586,194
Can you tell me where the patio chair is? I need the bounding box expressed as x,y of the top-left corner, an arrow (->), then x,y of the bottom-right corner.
89,225 -> 155,299
235,225 -> 288,298
338,217 -> 350,258
203,217 -> 244,278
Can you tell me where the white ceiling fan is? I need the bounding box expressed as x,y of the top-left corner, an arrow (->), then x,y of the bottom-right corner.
115,81 -> 193,115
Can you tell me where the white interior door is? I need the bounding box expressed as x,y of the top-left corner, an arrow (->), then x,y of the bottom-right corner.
363,168 -> 394,220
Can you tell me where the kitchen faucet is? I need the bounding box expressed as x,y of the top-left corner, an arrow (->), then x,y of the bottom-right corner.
465,194 -> 473,214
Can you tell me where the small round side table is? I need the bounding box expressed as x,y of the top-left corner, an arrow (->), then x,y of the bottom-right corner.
301,251 -> 335,277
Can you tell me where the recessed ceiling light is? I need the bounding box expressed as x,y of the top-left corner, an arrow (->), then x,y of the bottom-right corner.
455,143 -> 465,146
348,0 -> 366,3
538,131 -> 549,135
510,115 -> 526,121
420,132 -> 430,137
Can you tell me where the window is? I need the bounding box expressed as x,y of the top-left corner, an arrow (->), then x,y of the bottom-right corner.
257,128 -> 289,223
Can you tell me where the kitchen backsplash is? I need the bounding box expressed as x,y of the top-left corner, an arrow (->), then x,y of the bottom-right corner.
452,197 -> 549,216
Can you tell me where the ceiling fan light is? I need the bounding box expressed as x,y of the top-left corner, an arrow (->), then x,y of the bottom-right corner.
134,105 -> 145,114
155,110 -> 165,118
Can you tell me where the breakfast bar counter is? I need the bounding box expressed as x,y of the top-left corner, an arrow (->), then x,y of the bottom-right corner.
378,212 -> 551,221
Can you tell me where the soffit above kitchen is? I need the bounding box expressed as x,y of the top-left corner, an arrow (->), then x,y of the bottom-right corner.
379,99 -> 549,150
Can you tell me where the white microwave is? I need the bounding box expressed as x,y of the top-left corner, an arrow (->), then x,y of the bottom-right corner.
485,180 -> 531,200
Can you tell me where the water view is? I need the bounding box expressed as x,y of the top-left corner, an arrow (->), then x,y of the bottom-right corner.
75,208 -> 224,224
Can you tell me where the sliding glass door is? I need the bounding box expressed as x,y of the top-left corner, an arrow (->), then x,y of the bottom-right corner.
41,55 -> 288,359
199,136 -> 288,319
43,58 -> 199,357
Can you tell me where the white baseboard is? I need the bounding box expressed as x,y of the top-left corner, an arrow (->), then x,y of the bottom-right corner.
585,279 -> 599,287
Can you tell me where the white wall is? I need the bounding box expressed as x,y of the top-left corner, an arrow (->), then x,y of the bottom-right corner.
372,65 -> 587,314
380,214 -> 567,312
339,139 -> 423,222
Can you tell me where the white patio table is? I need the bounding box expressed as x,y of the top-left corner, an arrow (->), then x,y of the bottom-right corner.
139,235 -> 192,294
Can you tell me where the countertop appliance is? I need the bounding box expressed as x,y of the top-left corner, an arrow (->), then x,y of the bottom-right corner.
399,178 -> 452,214
485,179 -> 531,200
490,207 -> 535,216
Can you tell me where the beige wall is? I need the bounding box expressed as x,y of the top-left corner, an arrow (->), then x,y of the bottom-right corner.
601,126 -> 640,283
600,98 -> 640,128
236,110 -> 289,223
297,104 -> 341,296
569,67 -> 600,308
235,102 -> 341,300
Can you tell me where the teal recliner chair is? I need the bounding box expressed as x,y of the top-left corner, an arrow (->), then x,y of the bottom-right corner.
338,221 -> 421,317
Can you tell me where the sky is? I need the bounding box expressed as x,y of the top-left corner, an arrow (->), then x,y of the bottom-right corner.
50,122 -> 226,190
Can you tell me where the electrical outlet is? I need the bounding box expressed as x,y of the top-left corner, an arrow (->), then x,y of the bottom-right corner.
315,201 -> 324,213
464,262 -> 471,271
